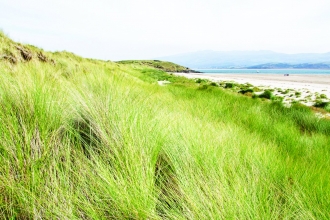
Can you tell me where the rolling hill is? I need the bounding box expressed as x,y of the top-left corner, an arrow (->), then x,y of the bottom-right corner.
1,32 -> 330,219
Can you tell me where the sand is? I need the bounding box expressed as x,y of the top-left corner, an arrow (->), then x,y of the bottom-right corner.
173,72 -> 330,107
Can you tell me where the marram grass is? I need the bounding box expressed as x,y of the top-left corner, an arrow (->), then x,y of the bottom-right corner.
1,33 -> 330,219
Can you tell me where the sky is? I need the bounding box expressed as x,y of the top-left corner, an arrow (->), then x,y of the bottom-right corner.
1,0 -> 330,60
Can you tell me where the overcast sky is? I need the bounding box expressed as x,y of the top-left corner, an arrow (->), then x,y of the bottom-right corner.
1,0 -> 330,60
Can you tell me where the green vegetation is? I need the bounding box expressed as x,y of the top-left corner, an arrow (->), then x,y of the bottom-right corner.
314,100 -> 330,112
1,32 -> 330,219
320,94 -> 328,99
225,82 -> 235,88
239,88 -> 254,94
253,86 -> 262,92
195,78 -> 208,83
258,90 -> 274,99
281,89 -> 290,94
116,60 -> 195,73
209,82 -> 218,87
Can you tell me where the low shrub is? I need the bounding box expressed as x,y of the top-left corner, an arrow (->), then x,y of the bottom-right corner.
314,100 -> 330,111
258,90 -> 273,99
225,82 -> 235,88
253,87 -> 262,92
195,78 -> 203,83
239,88 -> 254,94
320,94 -> 327,99
195,78 -> 208,84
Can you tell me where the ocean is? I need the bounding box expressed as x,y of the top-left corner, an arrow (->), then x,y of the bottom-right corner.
197,69 -> 330,74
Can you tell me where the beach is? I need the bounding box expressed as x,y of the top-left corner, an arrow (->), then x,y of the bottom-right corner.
173,72 -> 330,107
174,73 -> 330,94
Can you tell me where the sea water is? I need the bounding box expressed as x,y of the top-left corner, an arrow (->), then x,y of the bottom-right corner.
197,69 -> 330,74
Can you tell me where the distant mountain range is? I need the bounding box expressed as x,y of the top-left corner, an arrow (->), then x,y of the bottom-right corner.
157,50 -> 330,69
247,63 -> 330,69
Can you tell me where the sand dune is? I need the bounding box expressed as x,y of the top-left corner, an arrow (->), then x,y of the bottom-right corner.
173,72 -> 330,109
174,73 -> 330,98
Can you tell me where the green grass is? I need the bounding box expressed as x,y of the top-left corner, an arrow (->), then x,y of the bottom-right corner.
320,94 -> 328,99
1,32 -> 330,219
116,60 -> 193,72
258,90 -> 274,99
314,100 -> 330,112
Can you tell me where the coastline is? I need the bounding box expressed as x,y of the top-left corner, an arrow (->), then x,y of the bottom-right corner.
174,73 -> 330,94
173,72 -> 330,109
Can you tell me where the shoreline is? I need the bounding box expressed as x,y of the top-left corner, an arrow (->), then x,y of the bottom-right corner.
174,72 -> 330,97
173,72 -> 330,109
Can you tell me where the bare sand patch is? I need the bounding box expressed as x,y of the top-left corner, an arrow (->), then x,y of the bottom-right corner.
173,72 -> 330,110
174,73 -> 330,94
